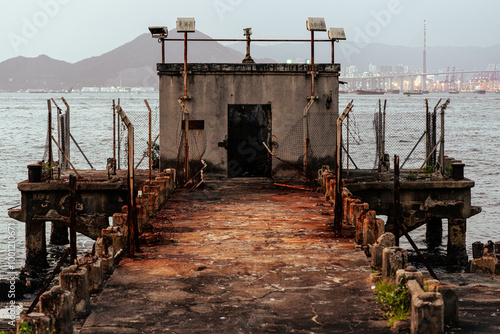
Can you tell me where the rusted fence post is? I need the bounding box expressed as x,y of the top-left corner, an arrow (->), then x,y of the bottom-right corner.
334,101 -> 354,235
394,155 -> 401,246
69,175 -> 77,264
144,100 -> 153,182
116,105 -> 139,255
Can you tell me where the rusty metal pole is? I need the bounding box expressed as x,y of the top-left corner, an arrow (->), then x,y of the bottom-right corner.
440,102 -> 445,174
394,155 -> 400,246
117,99 -> 121,170
113,100 -> 116,171
47,99 -> 53,166
184,112 -> 190,183
183,32 -> 188,98
61,97 -> 70,170
144,99 -> 153,182
331,39 -> 335,64
310,30 -> 315,98
382,99 -> 387,156
161,38 -> 165,64
69,174 -> 77,263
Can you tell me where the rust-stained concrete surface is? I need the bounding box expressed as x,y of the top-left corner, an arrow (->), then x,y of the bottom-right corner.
80,178 -> 390,333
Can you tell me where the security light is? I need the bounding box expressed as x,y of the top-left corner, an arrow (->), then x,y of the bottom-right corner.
148,26 -> 168,38
177,18 -> 196,33
328,28 -> 346,40
306,17 -> 326,32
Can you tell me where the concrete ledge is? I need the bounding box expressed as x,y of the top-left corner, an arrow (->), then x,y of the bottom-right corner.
157,63 -> 341,74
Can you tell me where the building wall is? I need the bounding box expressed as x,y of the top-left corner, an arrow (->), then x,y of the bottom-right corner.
158,63 -> 340,174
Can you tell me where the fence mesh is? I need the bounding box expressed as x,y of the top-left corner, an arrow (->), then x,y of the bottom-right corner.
117,102 -> 160,171
176,113 -> 207,184
272,112 -> 337,185
342,100 -> 444,171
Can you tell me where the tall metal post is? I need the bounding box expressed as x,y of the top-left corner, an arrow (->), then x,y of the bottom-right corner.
161,38 -> 165,64
144,99 -> 153,182
334,101 -> 354,235
62,97 -> 70,170
117,99 -> 121,170
69,174 -> 77,263
47,99 -> 53,165
310,30 -> 315,98
113,99 -> 116,171
183,32 -> 188,98
394,155 -> 400,246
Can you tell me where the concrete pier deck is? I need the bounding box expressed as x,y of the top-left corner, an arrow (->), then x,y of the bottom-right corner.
80,178 -> 390,333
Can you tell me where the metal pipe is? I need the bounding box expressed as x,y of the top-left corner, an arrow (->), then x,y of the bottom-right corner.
117,99 -> 121,170
70,133 -> 94,169
161,38 -> 165,64
116,106 -> 138,255
47,99 -> 53,165
69,175 -> 77,263
310,31 -> 315,98
183,32 -> 188,98
144,99 -> 153,182
61,97 -> 70,170
394,155 -> 400,246
162,38 -> 336,43
334,101 -> 354,235
113,99 -> 116,171
51,135 -> 81,178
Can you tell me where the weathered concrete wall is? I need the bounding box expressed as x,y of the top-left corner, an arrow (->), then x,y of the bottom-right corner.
158,63 -> 340,174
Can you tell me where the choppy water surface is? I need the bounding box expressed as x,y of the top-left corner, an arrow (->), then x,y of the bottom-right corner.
0,91 -> 498,278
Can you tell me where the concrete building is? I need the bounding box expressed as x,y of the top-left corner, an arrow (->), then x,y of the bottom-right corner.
157,63 -> 340,180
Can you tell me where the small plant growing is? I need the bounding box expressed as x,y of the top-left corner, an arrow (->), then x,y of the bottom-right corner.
375,276 -> 411,326
18,322 -> 32,334
407,171 -> 416,181
445,165 -> 453,177
423,165 -> 434,178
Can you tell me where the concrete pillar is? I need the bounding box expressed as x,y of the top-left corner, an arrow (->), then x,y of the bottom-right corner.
17,313 -> 54,333
95,237 -> 115,274
425,217 -> 443,249
396,266 -> 424,287
371,232 -> 395,270
447,218 -> 468,265
59,265 -> 90,318
429,283 -> 459,326
472,241 -> 484,259
76,255 -> 103,294
50,221 -> 69,245
408,280 -> 444,334
363,217 -> 385,246
382,247 -> 408,279
25,218 -> 48,269
40,285 -> 73,334
495,241 -> 500,256
356,209 -> 374,245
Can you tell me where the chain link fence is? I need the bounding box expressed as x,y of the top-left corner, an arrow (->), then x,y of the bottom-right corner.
117,101 -> 160,172
342,99 -> 445,171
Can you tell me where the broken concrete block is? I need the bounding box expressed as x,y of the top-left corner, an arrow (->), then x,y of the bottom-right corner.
76,254 -> 103,294
371,232 -> 396,270
396,266 -> 424,287
429,283 -> 459,326
472,241 -> 484,259
59,265 -> 90,318
40,285 -> 73,334
484,240 -> 494,254
470,256 -> 498,275
363,217 -> 385,246
408,280 -> 444,334
382,247 -> 408,279
17,312 -> 54,334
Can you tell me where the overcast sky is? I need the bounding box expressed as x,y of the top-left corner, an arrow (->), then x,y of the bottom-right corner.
1,0 -> 499,63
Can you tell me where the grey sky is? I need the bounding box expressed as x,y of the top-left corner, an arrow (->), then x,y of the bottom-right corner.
1,0 -> 499,63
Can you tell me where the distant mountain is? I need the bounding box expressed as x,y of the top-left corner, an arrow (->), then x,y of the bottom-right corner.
0,30 -> 274,92
1,31 -> 498,92
233,42 -> 500,73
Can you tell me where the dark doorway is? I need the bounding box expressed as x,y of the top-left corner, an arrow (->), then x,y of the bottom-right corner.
227,104 -> 271,177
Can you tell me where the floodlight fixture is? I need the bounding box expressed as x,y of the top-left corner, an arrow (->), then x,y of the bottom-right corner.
148,26 -> 168,38
328,28 -> 346,41
328,28 -> 346,64
177,18 -> 196,33
306,17 -> 326,32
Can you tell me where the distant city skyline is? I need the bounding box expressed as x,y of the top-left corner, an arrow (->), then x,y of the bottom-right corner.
1,0 -> 499,64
